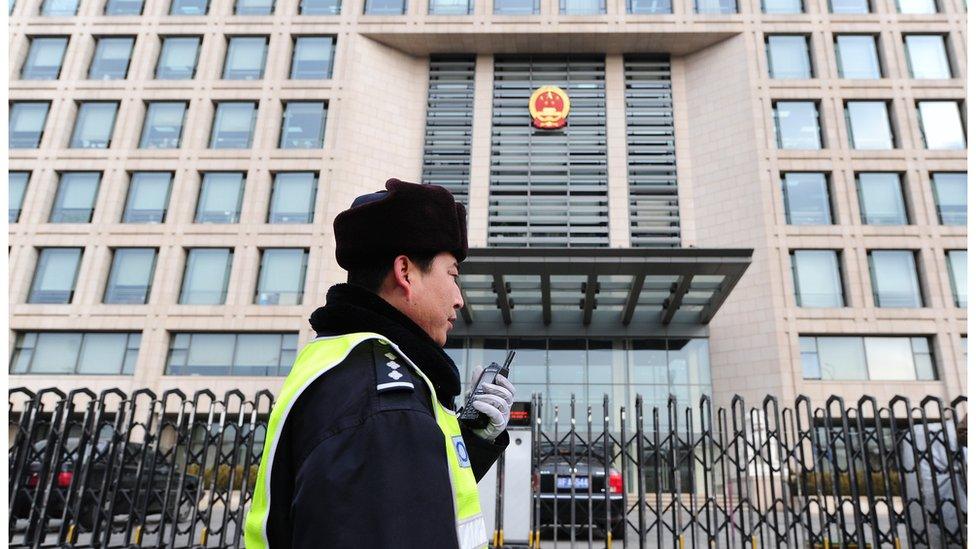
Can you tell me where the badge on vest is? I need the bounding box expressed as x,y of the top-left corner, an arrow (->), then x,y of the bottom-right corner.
452,435 -> 471,468
375,350 -> 415,393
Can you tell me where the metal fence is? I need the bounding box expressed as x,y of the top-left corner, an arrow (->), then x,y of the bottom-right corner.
8,387 -> 968,548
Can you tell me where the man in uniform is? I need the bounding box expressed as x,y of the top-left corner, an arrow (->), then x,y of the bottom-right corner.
245,179 -> 515,549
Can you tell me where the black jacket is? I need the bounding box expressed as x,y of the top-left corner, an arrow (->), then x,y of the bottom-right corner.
265,284 -> 509,549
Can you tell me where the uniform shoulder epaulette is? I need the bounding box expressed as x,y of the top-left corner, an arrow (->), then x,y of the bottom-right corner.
372,340 -> 415,394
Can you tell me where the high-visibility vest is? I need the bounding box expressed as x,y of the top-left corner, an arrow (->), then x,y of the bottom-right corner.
244,332 -> 488,549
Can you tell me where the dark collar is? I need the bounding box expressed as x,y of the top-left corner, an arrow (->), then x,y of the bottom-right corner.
308,283 -> 461,405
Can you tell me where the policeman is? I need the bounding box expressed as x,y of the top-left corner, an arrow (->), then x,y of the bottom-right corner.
245,179 -> 516,549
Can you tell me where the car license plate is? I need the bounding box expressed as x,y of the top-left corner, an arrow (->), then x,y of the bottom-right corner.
556,476 -> 589,489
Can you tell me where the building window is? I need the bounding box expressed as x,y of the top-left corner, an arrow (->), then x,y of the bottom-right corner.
104,248 -> 157,304
70,102 -> 119,149
791,250 -> 845,307
279,101 -> 327,149
494,0 -> 538,13
40,0 -> 78,15
123,172 -> 172,223
179,248 -> 233,304
235,0 -> 273,13
364,0 -> 404,13
29,248 -> 82,304
10,172 -> 29,223
781,173 -> 832,225
918,101 -> 966,150
845,101 -> 894,150
165,332 -> 297,376
10,102 -> 50,148
766,35 -> 811,79
430,0 -> 471,13
896,0 -> 936,12
10,332 -> 141,375
299,0 -> 340,14
905,35 -> 952,79
761,0 -> 801,12
139,101 -> 187,149
800,336 -> 935,381
947,250 -> 967,308
835,35 -> 882,79
290,36 -> 334,79
829,0 -> 868,12
170,0 -> 208,14
695,0 -> 735,12
210,102 -> 257,149
105,0 -> 144,14
89,37 -> 134,80
195,172 -> 245,223
50,172 -> 100,223
773,101 -> 822,149
156,36 -> 201,79
223,36 -> 268,80
269,172 -> 317,223
931,172 -> 966,226
869,250 -> 923,308
856,173 -> 908,225
255,249 -> 308,305
560,0 -> 605,13
21,37 -> 68,80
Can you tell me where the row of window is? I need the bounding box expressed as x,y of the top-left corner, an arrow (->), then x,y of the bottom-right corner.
766,33 -> 957,80
10,100 -> 328,150
790,248 -> 966,308
773,99 -> 965,150
26,246 -> 309,305
19,35 -> 335,81
9,171 -> 318,224
779,171 -> 966,226
800,335 -> 938,381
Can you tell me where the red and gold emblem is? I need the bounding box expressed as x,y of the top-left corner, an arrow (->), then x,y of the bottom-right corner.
529,86 -> 570,129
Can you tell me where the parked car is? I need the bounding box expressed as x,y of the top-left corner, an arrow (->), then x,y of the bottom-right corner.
535,445 -> 626,540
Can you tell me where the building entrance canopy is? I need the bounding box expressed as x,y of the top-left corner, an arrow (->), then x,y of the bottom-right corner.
454,248 -> 752,338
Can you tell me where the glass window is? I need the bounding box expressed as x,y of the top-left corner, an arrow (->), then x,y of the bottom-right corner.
139,101 -> 187,149
165,332 -> 297,376
869,250 -> 923,307
105,0 -> 144,14
856,173 -> 908,225
279,101 -> 327,149
815,337 -> 867,380
835,35 -> 881,79
364,0 -> 403,12
88,37 -> 134,80
179,248 -> 233,304
695,0 -> 736,13
170,0 -> 208,14
50,172 -> 100,223
931,172 -> 966,226
255,249 -> 308,305
290,36 -> 334,79
845,101 -> 894,150
773,101 -> 821,149
494,0 -> 538,13
104,248 -> 157,304
896,0 -> 936,12
766,35 -> 811,79
123,172 -> 172,223
905,35 -> 951,79
10,332 -> 140,375
210,102 -> 257,149
864,337 -> 916,380
21,37 -> 68,79
40,0 -> 78,15
269,172 -> 317,223
223,36 -> 268,80
29,248 -> 82,304
430,0 -> 471,13
947,250 -> 967,308
761,0 -> 801,12
560,0 -> 605,13
299,0 -> 340,13
829,0 -> 868,12
235,0 -> 273,13
156,36 -> 201,79
195,172 -> 245,223
791,250 -> 845,307
70,102 -> 119,149
10,172 -> 30,223
918,101 -> 966,150
782,172 -> 832,225
10,102 -> 50,149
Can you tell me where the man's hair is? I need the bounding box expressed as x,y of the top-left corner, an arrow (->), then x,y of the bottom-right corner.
347,253 -> 437,293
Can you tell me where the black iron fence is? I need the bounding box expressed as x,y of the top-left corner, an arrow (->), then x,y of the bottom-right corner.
8,387 -> 967,548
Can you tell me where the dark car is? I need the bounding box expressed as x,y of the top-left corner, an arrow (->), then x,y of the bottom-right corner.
536,446 -> 627,540
11,439 -> 200,530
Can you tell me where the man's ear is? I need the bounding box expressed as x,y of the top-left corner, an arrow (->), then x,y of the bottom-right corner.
391,255 -> 413,301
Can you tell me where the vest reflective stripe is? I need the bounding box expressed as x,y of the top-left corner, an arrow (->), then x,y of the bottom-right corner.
244,332 -> 487,549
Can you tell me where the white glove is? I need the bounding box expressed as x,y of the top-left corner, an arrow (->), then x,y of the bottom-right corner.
466,367 -> 516,442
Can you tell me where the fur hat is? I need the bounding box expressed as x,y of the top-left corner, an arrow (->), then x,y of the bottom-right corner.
333,178 -> 468,270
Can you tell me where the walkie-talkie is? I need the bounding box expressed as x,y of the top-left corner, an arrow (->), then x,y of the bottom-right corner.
458,351 -> 516,429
